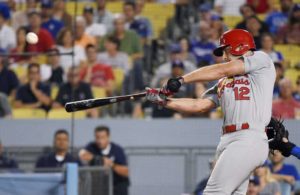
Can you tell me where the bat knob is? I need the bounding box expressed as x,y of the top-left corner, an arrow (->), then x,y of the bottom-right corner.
65,103 -> 76,112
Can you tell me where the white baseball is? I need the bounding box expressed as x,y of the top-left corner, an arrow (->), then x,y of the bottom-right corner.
26,32 -> 38,44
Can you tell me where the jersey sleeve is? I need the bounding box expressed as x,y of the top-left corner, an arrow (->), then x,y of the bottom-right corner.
244,51 -> 273,74
114,146 -> 127,166
201,84 -> 219,107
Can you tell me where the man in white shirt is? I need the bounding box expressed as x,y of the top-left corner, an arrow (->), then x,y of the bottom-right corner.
83,5 -> 107,39
0,6 -> 16,51
214,0 -> 246,16
94,0 -> 114,33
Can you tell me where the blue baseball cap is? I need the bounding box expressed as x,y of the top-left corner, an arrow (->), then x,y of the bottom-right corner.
249,175 -> 260,186
169,44 -> 182,53
0,3 -> 11,20
171,60 -> 184,69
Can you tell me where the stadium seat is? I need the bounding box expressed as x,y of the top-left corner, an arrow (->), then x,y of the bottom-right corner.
113,68 -> 125,93
51,85 -> 59,100
12,66 -> 27,82
47,109 -> 86,119
274,45 -> 300,68
13,108 -> 47,119
92,87 -> 106,98
284,68 -> 300,88
223,16 -> 242,29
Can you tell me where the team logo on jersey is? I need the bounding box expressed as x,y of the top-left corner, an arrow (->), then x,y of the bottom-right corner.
217,75 -> 250,98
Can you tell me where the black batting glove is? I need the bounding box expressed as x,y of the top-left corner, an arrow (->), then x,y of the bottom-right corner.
166,77 -> 184,93
279,141 -> 296,157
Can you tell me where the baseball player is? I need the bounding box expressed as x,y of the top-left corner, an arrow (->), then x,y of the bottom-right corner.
146,29 -> 276,194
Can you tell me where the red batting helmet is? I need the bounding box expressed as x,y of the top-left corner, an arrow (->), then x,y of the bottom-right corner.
213,29 -> 256,57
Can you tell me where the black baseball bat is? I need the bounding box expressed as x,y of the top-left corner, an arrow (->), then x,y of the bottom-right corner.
65,92 -> 147,112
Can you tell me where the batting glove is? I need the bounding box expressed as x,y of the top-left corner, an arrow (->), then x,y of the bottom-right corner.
165,77 -> 184,93
145,87 -> 168,106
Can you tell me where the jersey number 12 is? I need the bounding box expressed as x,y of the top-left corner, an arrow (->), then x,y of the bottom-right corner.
233,87 -> 250,100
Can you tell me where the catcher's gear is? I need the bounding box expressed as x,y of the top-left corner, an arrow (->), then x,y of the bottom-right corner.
213,29 -> 256,57
278,141 -> 296,157
145,87 -> 168,106
165,77 -> 184,93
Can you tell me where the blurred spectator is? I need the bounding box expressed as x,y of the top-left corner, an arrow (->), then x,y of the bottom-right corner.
26,11 -> 54,53
100,15 -> 143,61
0,93 -> 12,118
14,63 -> 51,111
260,33 -> 284,63
98,35 -> 130,75
80,44 -> 115,95
0,49 -> 19,97
246,0 -> 273,14
190,21 -> 216,67
40,0 -> 64,40
293,76 -> 300,101
10,26 -> 29,63
52,67 -> 98,118
44,48 -> 64,85
0,4 -> 16,51
53,0 -> 73,28
236,4 -> 269,33
83,4 -> 107,45
178,36 -> 197,65
94,0 -> 114,33
246,15 -> 268,49
123,1 -> 152,44
74,16 -> 96,48
79,125 -> 129,195
12,0 -> 39,30
273,78 -> 300,119
254,164 -> 281,195
214,0 -> 246,16
210,14 -> 228,45
246,176 -> 260,195
151,43 -> 196,88
269,150 -> 300,193
56,27 -> 86,71
277,3 -> 300,44
273,62 -> 284,99
0,139 -> 18,169
35,129 -> 79,168
265,0 -> 293,35
135,0 -> 153,38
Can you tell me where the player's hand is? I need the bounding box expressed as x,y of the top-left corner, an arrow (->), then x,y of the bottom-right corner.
103,157 -> 114,168
145,87 -> 168,106
165,77 -> 184,93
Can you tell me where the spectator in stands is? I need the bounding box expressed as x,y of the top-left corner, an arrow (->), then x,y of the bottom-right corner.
260,33 -> 284,63
94,0 -> 114,33
26,11 -> 54,53
35,129 -> 79,168
269,150 -> 300,193
273,62 -> 284,99
0,49 -> 19,97
151,43 -> 196,88
79,125 -> 129,195
272,78 -> 300,119
75,16 -> 96,49
265,0 -> 293,35
100,15 -> 143,61
210,13 -> 228,45
190,21 -> 216,67
98,36 -> 130,75
178,36 -> 197,65
0,4 -> 16,51
0,93 -> 12,118
10,27 -> 29,63
45,48 -> 64,86
80,44 -> 115,95
83,5 -> 107,46
14,63 -> 51,111
246,176 -> 260,195
52,66 -> 98,118
246,15 -> 267,49
254,163 -> 281,195
236,4 -> 269,33
53,0 -> 73,28
293,76 -> 300,101
135,0 -> 153,38
277,3 -> 300,44
0,139 -> 18,169
40,0 -> 64,40
247,0 -> 273,14
214,0 -> 246,16
56,27 -> 86,71
12,0 -> 39,30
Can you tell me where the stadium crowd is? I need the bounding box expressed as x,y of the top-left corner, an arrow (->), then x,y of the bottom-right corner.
0,0 -> 299,119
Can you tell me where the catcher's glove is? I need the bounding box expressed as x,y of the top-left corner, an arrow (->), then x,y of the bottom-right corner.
266,117 -> 294,157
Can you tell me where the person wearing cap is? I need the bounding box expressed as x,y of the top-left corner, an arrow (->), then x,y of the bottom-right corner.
26,11 -> 55,53
0,3 -> 16,51
277,3 -> 300,44
214,0 -> 246,16
83,4 -> 107,44
40,0 -> 64,39
94,0 -> 114,33
42,48 -> 64,85
245,15 -> 269,49
246,176 -> 260,195
74,16 -> 96,49
151,43 -> 196,88
53,0 -> 73,29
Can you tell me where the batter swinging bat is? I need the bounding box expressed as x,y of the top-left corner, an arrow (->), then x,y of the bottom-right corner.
65,92 -> 146,112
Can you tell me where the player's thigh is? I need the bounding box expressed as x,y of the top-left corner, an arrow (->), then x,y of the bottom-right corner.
232,177 -> 250,195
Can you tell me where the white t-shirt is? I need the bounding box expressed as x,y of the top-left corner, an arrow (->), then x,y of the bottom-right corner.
57,45 -> 86,72
203,51 -> 276,131
214,0 -> 246,16
85,23 -> 107,37
97,52 -> 130,74
0,24 -> 16,50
